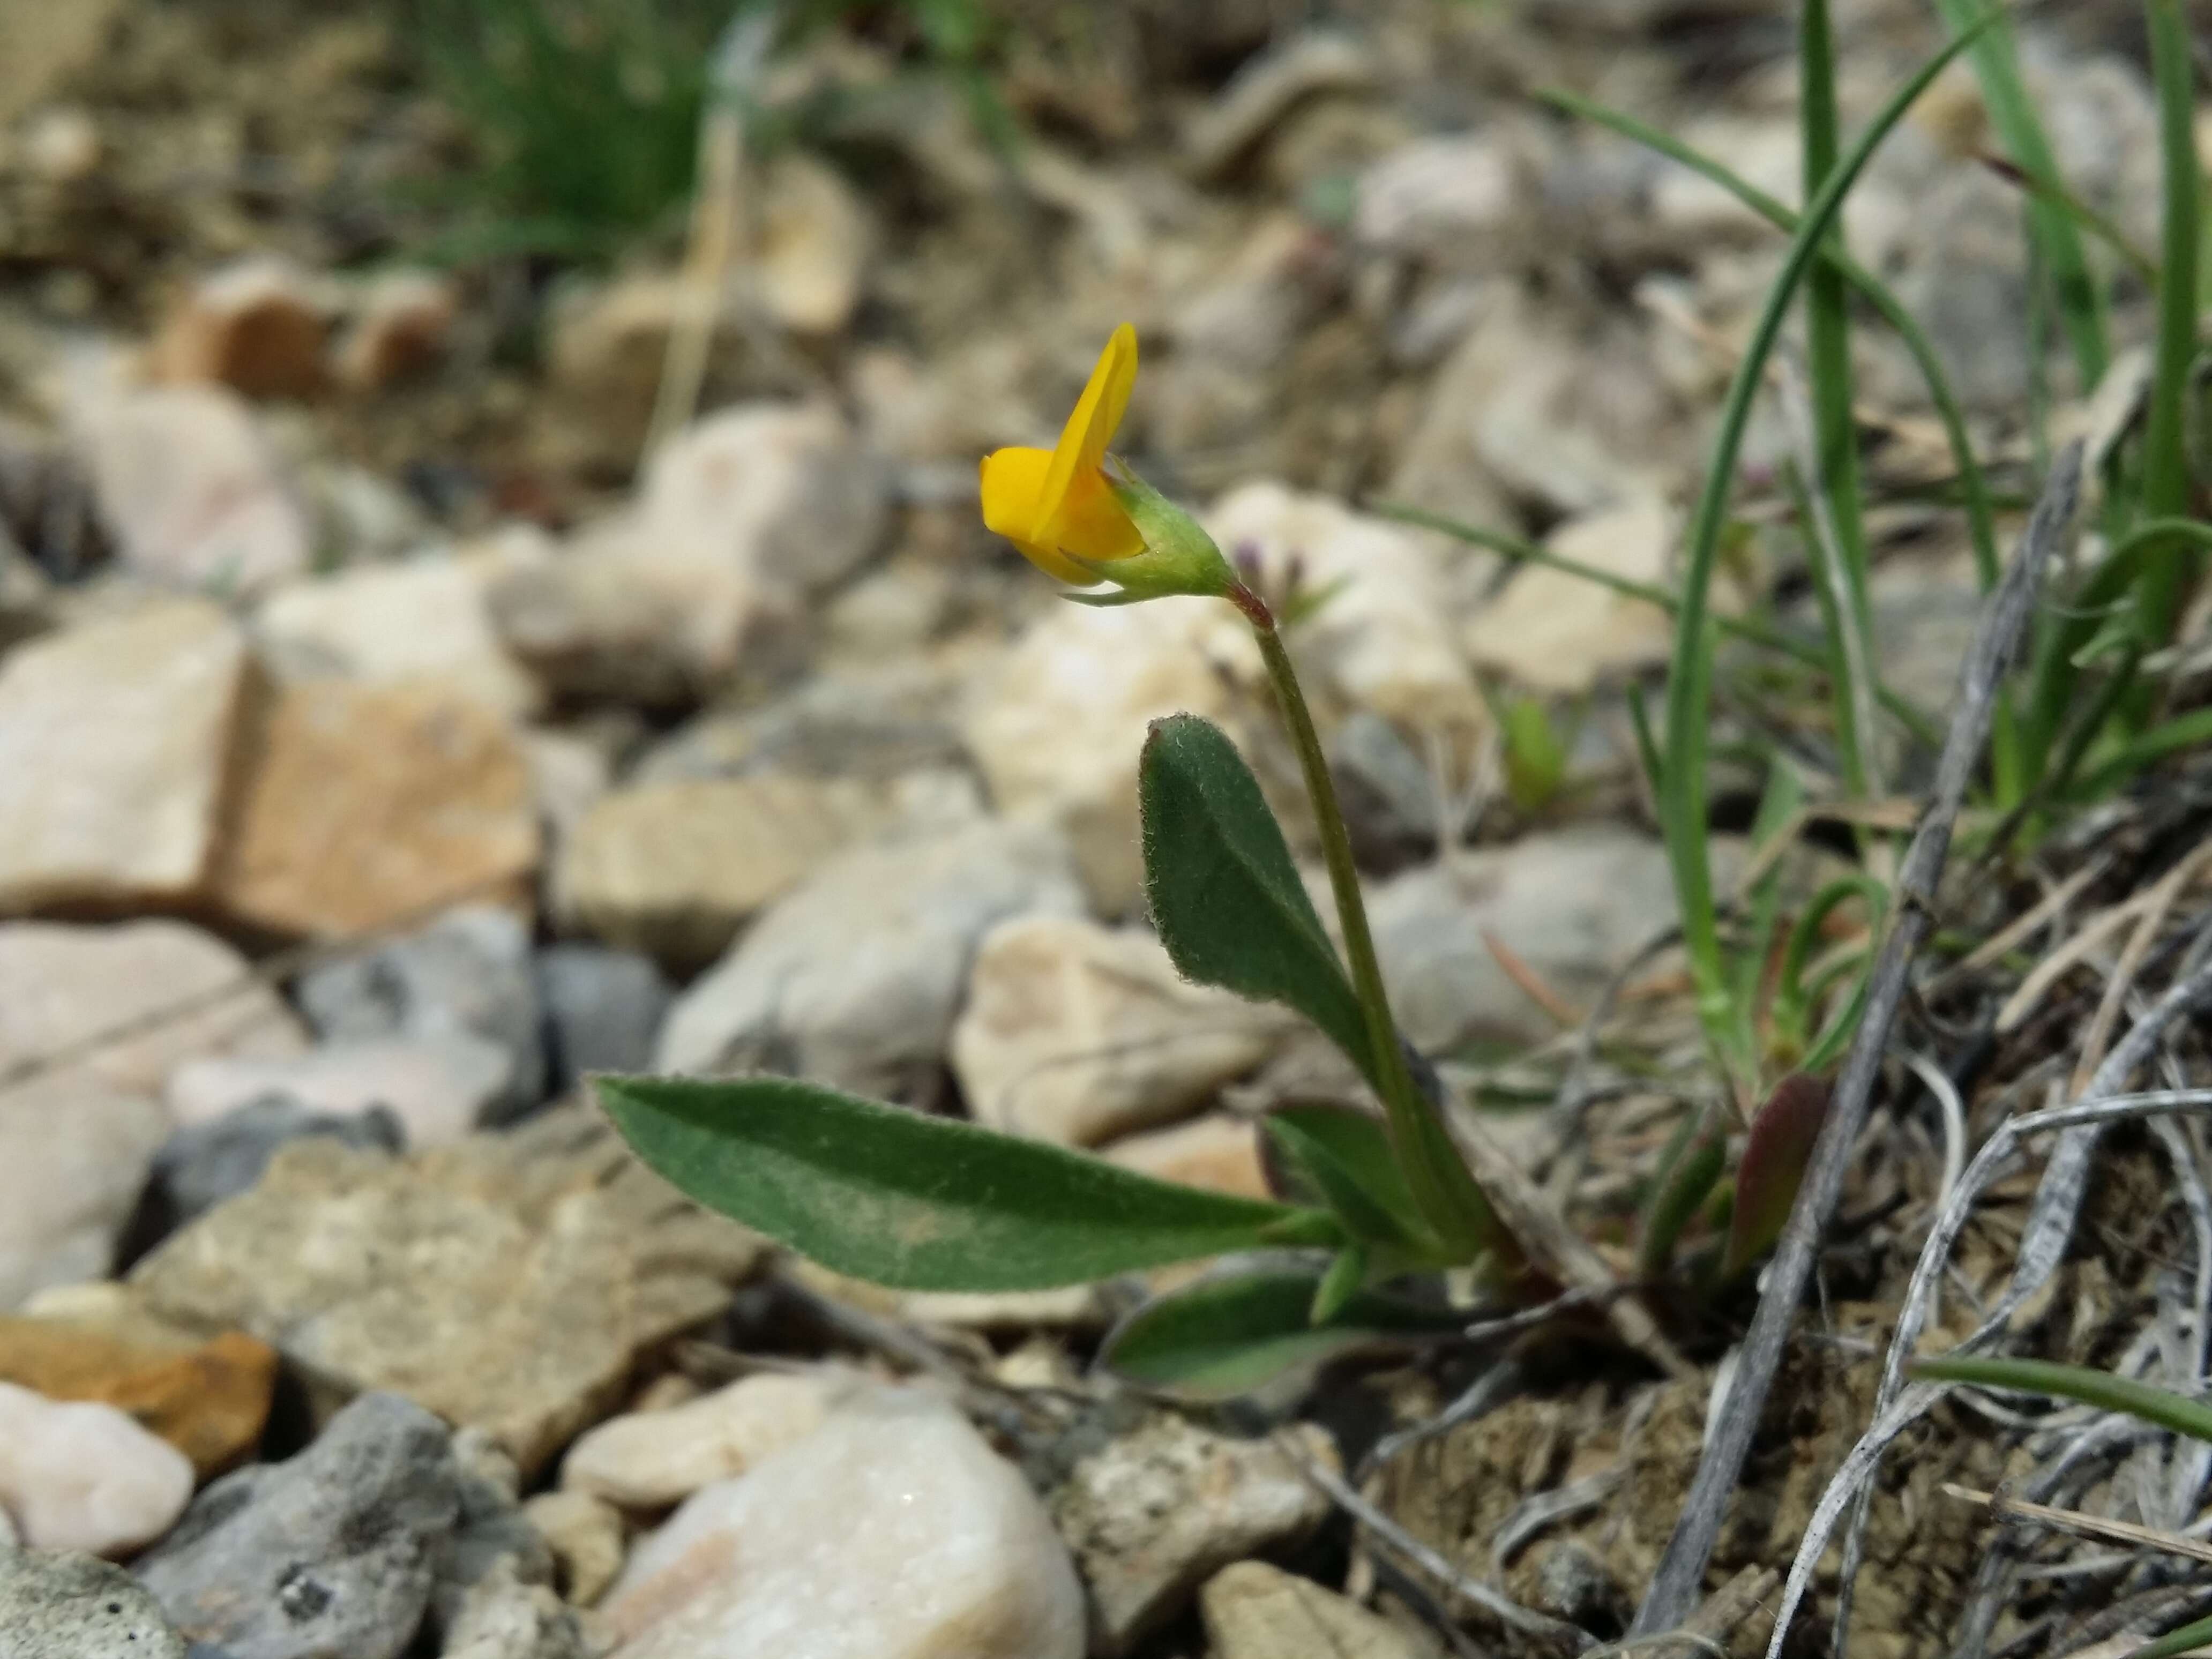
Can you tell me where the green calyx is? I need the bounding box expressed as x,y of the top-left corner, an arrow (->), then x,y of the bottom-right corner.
1062,464 -> 1239,605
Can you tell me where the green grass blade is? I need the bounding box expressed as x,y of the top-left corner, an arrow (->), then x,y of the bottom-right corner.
1912,1353 -> 2212,1440
1373,502 -> 1944,746
1537,86 -> 2000,593
2135,0 -> 2203,641
2067,705 -> 2212,800
1661,13 -> 1997,1068
1930,0 -> 2110,389
2129,1612 -> 2212,1659
1799,0 -> 1880,799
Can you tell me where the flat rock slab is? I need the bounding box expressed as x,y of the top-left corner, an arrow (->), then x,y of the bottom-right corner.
0,602 -> 249,910
130,1110 -> 764,1477
207,679 -> 539,938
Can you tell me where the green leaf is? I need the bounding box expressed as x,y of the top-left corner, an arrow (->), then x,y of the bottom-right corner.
1910,1354 -> 2212,1444
1101,1267 -> 1461,1399
1262,1104 -> 1430,1253
1140,713 -> 1379,1088
598,1074 -> 1339,1291
1722,1073 -> 1832,1279
1501,697 -> 1570,814
1310,1245 -> 1367,1324
1637,1107 -> 1727,1277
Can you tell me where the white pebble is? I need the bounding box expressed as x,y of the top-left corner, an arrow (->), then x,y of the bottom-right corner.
0,1381 -> 194,1557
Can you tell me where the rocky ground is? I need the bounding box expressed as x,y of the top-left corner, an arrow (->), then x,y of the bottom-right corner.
0,0 -> 2204,1656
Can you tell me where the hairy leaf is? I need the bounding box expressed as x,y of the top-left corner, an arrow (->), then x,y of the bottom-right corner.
599,1074 -> 1339,1291
1140,714 -> 1378,1088
1263,1104 -> 1428,1252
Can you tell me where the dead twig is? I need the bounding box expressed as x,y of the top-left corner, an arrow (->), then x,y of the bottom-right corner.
1941,1482 -> 2212,1568
1632,441 -> 2085,1638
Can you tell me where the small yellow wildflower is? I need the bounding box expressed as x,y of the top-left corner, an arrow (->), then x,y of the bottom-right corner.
979,323 -> 1144,586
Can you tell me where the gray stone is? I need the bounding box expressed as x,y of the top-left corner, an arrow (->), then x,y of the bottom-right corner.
656,819 -> 1083,1107
0,1549 -> 188,1658
430,1430 -> 555,1640
439,1558 -> 589,1659
1369,828 -> 1679,1055
136,1392 -> 462,1659
136,1094 -> 406,1244
296,907 -> 544,1122
535,945 -> 671,1092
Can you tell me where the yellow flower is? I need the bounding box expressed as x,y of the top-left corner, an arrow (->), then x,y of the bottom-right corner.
980,323 -> 1145,585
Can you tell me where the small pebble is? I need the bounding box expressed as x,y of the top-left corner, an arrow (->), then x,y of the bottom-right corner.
561,1370 -> 849,1509
0,1382 -> 194,1558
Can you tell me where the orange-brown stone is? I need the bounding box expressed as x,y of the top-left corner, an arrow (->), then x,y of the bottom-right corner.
0,1317 -> 277,1478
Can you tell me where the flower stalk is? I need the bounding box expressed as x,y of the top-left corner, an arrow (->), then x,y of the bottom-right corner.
1231,581 -> 1494,1260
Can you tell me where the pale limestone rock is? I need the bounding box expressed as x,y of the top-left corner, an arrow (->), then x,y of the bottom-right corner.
756,153 -> 873,335
149,254 -> 330,400
1464,493 -> 1690,693
657,818 -> 1082,1105
1354,133 -> 1521,258
1201,482 -> 1483,731
167,1035 -> 514,1147
0,1381 -> 193,1557
1103,1114 -> 1271,1201
1051,1416 -> 1336,1655
600,1387 -> 1083,1659
1184,31 -> 1377,180
561,1370 -> 855,1510
1370,829 -> 1678,1055
492,402 -> 887,704
962,601 -> 1248,914
1386,287 -> 1690,529
1201,1560 -> 1436,1659
522,1490 -> 626,1608
0,918 -> 304,1094
0,602 -> 248,910
255,545 -> 547,720
555,773 -> 907,969
69,380 -> 310,592
131,1111 -> 763,1478
0,919 -> 301,1309
952,916 -> 1284,1147
207,679 -> 539,938
0,1078 -> 169,1309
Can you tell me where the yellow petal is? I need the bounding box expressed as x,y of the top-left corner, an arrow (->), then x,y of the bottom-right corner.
980,447 -> 1102,585
1042,468 -> 1144,564
981,446 -> 1053,542
1040,323 -> 1137,530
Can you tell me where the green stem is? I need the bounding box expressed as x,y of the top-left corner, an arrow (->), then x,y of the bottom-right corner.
1235,586 -> 1493,1259
2138,0 -> 2202,644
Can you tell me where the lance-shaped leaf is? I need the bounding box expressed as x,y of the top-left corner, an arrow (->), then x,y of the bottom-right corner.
1140,713 -> 1379,1089
1262,1103 -> 1430,1253
1101,1266 -> 1462,1399
1721,1073 -> 1832,1279
599,1075 -> 1339,1291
